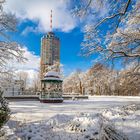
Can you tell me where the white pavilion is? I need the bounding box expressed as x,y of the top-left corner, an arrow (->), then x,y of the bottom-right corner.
40,71 -> 63,103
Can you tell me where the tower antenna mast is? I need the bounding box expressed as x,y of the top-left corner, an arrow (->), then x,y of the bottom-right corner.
50,10 -> 52,31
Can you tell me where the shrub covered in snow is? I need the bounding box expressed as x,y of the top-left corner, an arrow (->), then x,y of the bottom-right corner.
0,90 -> 10,129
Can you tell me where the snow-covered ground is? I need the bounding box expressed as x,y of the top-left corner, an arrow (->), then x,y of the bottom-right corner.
2,96 -> 140,140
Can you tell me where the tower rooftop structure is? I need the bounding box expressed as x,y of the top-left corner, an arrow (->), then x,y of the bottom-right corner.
41,32 -> 59,40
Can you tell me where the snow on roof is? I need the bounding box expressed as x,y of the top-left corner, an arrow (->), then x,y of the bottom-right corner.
43,71 -> 62,81
43,77 -> 62,81
45,71 -> 59,77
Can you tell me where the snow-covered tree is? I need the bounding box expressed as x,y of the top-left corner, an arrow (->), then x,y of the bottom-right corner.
32,72 -> 41,93
63,72 -> 78,94
0,89 -> 10,129
63,70 -> 85,95
114,65 -> 140,96
16,71 -> 28,90
0,70 -> 12,131
107,2 -> 140,64
84,63 -> 116,95
0,0 -> 24,131
0,0 -> 24,74
73,0 -> 140,66
63,64 -> 116,95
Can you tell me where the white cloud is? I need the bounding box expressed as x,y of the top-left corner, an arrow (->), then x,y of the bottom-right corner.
4,0 -> 77,33
21,26 -> 36,36
10,47 -> 40,71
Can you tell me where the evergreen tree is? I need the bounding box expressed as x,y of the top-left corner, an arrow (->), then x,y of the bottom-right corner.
0,89 -> 10,129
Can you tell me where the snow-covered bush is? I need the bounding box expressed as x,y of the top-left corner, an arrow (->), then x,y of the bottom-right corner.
0,90 -> 10,129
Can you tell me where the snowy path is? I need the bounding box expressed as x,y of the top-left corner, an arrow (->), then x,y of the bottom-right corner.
9,96 -> 140,122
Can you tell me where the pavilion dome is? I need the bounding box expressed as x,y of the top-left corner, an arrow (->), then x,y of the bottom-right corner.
43,71 -> 62,81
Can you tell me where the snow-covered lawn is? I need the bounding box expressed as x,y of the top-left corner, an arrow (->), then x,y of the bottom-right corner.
2,96 -> 140,140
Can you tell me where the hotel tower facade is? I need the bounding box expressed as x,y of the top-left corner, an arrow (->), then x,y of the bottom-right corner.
40,32 -> 60,79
